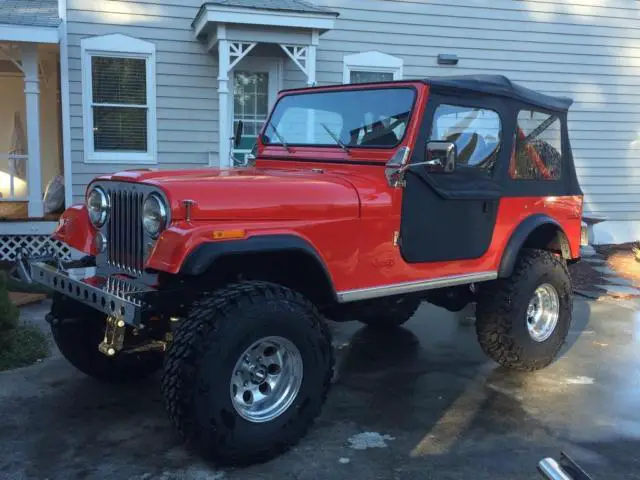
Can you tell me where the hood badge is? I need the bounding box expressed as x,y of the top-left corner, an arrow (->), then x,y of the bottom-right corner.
182,199 -> 196,223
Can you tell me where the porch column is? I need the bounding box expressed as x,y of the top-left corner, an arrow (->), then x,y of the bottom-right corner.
217,25 -> 231,169
307,31 -> 319,142
307,29 -> 319,86
22,44 -> 43,217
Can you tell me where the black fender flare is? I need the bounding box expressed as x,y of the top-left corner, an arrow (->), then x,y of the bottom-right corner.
498,214 -> 570,278
179,234 -> 337,297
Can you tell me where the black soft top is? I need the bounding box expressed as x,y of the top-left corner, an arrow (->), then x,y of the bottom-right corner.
423,75 -> 572,112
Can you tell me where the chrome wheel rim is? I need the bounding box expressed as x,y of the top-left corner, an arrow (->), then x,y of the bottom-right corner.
230,336 -> 303,423
526,283 -> 560,342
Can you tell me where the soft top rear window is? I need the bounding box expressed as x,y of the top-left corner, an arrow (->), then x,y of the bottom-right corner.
262,87 -> 416,149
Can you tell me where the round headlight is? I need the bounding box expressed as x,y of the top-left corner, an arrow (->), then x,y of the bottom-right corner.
87,187 -> 109,227
142,193 -> 167,238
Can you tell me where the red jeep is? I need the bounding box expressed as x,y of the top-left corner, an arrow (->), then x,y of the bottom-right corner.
17,75 -> 585,465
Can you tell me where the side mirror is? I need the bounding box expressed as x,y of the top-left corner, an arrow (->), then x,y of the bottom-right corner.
425,141 -> 456,173
233,121 -> 244,149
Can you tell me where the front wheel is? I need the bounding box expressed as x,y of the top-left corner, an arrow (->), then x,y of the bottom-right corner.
161,281 -> 334,466
475,249 -> 572,371
50,294 -> 163,382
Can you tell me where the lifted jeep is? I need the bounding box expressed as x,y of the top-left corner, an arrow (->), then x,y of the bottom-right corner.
17,74 -> 585,465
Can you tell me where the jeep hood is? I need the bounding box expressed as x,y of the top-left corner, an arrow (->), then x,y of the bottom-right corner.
97,167 -> 361,221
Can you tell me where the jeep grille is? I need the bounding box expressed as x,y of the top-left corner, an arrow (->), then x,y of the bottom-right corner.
107,189 -> 145,274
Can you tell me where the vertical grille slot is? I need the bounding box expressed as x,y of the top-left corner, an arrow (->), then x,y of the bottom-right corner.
106,188 -> 144,275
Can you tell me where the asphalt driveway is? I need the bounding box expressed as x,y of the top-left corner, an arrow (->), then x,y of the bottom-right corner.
1,296 -> 639,479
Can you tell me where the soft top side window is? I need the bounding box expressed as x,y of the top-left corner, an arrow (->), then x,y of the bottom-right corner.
510,110 -> 562,180
430,104 -> 502,174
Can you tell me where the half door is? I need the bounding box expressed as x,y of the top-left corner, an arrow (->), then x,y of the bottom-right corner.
399,94 -> 509,263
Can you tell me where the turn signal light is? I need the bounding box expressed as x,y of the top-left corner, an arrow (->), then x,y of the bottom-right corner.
212,229 -> 247,240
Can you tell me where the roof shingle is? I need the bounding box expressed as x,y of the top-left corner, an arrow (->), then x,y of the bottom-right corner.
0,0 -> 59,28
202,0 -> 338,16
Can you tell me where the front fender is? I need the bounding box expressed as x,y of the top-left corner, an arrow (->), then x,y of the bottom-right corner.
145,222 -> 330,277
52,204 -> 97,255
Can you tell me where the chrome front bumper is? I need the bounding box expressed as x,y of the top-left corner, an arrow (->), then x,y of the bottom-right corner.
19,259 -> 151,327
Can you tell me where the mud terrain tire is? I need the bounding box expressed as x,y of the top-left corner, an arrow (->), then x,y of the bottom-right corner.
50,294 -> 163,382
475,249 -> 572,371
161,281 -> 334,466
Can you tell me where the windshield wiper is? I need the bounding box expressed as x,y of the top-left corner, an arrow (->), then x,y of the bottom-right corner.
321,123 -> 350,153
267,121 -> 293,152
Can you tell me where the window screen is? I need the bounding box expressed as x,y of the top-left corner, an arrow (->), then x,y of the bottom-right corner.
510,110 -> 562,180
91,57 -> 148,152
430,104 -> 502,173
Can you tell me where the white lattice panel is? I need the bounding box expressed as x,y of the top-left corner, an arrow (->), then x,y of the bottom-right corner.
0,235 -> 72,262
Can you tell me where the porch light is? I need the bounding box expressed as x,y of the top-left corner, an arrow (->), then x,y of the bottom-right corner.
0,171 -> 27,199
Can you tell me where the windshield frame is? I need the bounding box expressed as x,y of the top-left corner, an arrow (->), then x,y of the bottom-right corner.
260,84 -> 419,150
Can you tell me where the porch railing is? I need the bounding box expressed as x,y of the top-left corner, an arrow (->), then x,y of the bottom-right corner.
0,153 -> 28,201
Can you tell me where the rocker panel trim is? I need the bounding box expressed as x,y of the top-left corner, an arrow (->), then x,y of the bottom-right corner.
337,271 -> 498,303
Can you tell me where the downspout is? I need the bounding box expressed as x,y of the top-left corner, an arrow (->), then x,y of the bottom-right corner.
58,0 -> 73,208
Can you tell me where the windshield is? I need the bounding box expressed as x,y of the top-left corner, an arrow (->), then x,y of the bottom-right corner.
262,87 -> 416,148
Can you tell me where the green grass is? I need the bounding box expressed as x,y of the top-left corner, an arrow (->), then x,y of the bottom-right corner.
0,324 -> 50,372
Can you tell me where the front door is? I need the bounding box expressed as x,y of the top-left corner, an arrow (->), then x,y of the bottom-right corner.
399,95 -> 509,263
231,58 -> 280,166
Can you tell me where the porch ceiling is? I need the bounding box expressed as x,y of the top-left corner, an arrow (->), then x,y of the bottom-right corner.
192,0 -> 338,40
0,0 -> 59,43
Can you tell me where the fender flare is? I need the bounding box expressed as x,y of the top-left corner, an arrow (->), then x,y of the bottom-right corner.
179,234 -> 337,297
498,214 -> 570,278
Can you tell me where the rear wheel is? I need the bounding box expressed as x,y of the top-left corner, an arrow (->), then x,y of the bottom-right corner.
161,281 -> 334,466
50,295 -> 163,382
475,249 -> 572,371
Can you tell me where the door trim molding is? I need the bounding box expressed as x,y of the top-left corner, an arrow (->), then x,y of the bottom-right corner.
336,271 -> 497,303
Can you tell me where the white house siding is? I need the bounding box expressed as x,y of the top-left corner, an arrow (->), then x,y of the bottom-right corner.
66,0 -> 220,203
66,0 -> 640,243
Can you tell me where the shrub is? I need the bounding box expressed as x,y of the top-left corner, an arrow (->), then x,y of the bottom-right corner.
0,271 -> 19,340
0,270 -> 49,371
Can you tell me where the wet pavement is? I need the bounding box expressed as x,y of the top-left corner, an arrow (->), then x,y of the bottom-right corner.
1,297 -> 640,479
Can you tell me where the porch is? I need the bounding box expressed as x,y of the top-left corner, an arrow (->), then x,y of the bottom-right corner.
192,0 -> 338,167
0,0 -> 72,262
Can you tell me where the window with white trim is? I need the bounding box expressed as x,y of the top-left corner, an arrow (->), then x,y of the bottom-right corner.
81,34 -> 157,164
343,51 -> 403,84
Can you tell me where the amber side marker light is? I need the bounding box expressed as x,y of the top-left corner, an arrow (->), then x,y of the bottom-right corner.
213,229 -> 247,240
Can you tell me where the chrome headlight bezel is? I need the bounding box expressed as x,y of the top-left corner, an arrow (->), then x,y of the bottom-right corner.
142,193 -> 168,239
86,186 -> 110,227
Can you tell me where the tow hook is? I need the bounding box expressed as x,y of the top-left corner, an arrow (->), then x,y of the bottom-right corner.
98,316 -> 126,357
